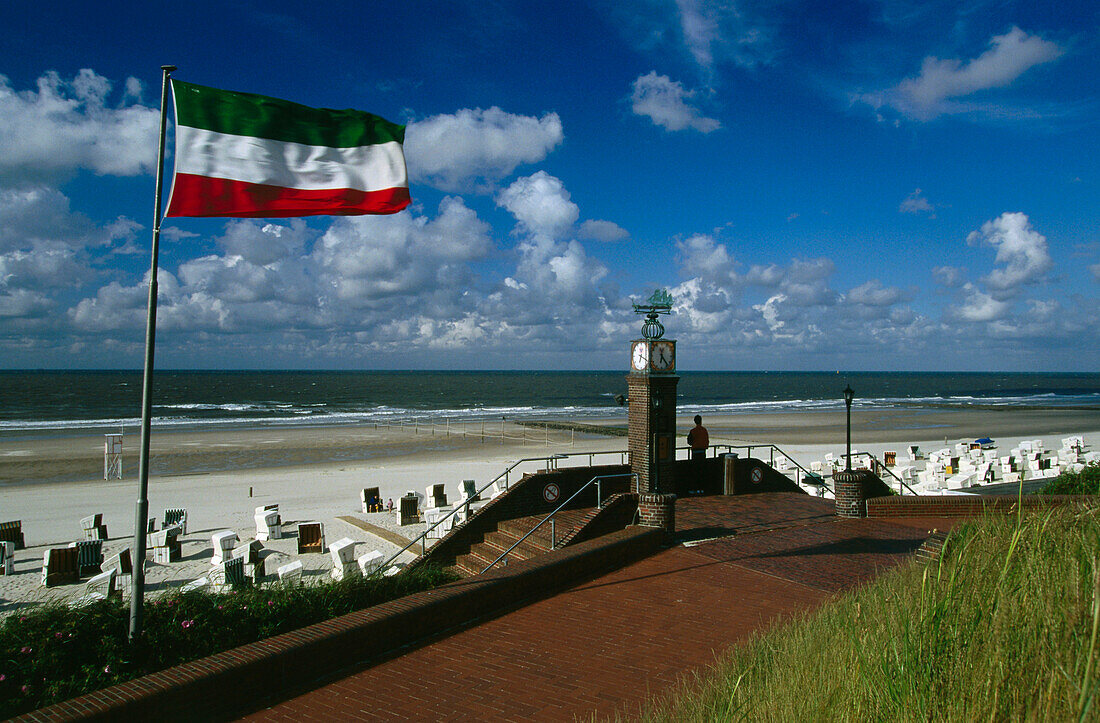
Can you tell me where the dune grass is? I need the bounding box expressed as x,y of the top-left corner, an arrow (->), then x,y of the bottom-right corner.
0,565 -> 456,718
1040,462 -> 1100,496
632,502 -> 1100,721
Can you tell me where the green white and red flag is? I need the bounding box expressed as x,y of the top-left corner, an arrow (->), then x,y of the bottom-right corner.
165,80 -> 410,218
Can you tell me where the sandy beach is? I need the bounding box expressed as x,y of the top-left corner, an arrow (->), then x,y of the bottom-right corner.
1,407 -> 1097,615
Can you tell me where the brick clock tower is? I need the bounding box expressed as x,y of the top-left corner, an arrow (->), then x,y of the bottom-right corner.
627,290 -> 679,498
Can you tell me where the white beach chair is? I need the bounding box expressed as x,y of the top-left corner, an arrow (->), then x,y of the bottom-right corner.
357,550 -> 384,576
80,514 -> 108,541
0,540 -> 13,576
277,559 -> 304,582
254,506 -> 282,541
329,537 -> 358,580
209,557 -> 247,593
210,530 -> 239,565
180,575 -> 209,593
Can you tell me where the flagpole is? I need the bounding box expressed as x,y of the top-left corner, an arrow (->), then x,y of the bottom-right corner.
129,64 -> 176,643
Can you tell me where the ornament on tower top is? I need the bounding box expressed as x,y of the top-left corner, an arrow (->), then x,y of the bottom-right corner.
632,289 -> 674,339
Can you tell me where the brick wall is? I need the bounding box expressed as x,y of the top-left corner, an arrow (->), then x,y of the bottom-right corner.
867,494 -> 1100,518
638,492 -> 676,533
18,527 -> 665,723
626,373 -> 678,494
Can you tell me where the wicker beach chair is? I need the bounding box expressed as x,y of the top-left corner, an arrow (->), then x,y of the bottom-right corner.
254,506 -> 282,541
357,550 -> 384,576
361,486 -> 382,513
73,539 -> 103,577
80,513 -> 109,541
0,520 -> 26,550
151,524 -> 183,564
42,547 -> 79,587
163,508 -> 188,535
210,556 -> 247,593
210,530 -> 239,565
297,522 -> 325,554
329,537 -> 358,580
277,559 -> 304,582
1,540 -> 14,575
396,495 -> 419,526
232,539 -> 266,582
426,483 -> 448,508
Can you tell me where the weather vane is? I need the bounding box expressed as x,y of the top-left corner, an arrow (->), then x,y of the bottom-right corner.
632,289 -> 674,339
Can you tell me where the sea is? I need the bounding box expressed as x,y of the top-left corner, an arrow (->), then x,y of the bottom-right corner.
0,370 -> 1098,437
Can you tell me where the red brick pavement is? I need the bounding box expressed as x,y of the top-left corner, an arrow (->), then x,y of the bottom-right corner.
239,496 -> 958,722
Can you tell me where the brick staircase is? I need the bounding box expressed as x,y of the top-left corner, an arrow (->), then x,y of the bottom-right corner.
914,529 -> 950,564
450,508 -> 594,577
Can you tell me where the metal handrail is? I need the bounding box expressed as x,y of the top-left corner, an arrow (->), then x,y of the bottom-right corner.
843,451 -> 920,496
376,449 -> 632,573
481,472 -> 636,574
707,443 -> 834,494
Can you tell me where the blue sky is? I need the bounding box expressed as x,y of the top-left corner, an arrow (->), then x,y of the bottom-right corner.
0,0 -> 1097,371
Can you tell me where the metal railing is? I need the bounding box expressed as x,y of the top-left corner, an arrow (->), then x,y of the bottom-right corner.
705,443 -> 834,494
842,451 -> 920,496
481,472 -> 636,574
376,449 -> 632,573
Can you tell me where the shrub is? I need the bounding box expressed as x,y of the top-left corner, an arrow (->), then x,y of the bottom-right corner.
0,565 -> 456,718
1039,462 -> 1100,495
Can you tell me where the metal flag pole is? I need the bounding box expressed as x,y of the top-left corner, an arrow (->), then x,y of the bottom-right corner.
129,64 -> 176,643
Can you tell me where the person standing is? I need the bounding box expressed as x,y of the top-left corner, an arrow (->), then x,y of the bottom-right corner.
688,415 -> 709,459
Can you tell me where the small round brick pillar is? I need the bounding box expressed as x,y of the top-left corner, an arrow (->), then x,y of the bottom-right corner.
638,492 -> 676,534
834,468 -> 873,518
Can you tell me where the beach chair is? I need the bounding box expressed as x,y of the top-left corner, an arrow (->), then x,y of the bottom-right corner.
210,530 -> 239,565
163,508 -> 188,535
42,546 -> 79,587
425,507 -> 449,539
80,513 -> 109,541
210,556 -> 247,593
395,494 -> 419,526
357,550 -> 385,576
427,483 -> 448,508
179,575 -> 209,593
460,479 -> 480,504
102,548 -> 132,585
73,539 -> 104,577
329,537 -> 358,580
297,522 -> 325,554
277,559 -> 304,582
254,506 -> 282,541
151,524 -> 183,564
361,487 -> 381,513
232,540 -> 266,582
0,520 -> 26,550
1,540 -> 14,575
84,568 -> 120,599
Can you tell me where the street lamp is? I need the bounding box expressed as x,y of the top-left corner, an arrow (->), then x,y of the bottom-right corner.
843,385 -> 854,471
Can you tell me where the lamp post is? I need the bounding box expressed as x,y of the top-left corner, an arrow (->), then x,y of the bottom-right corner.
843,385 -> 854,471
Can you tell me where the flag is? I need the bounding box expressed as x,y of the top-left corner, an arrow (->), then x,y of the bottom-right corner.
165,80 -> 410,218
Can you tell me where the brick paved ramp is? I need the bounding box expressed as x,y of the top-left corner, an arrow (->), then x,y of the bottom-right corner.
241,496 -> 956,722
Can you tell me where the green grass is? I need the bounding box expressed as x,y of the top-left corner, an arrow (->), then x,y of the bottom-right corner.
632,503 -> 1100,721
0,565 -> 456,718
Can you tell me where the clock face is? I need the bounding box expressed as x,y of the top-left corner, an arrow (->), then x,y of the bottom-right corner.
652,341 -> 675,371
631,341 -> 649,370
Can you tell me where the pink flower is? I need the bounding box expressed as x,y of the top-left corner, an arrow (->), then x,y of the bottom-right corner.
181,620 -> 194,629
19,647 -> 31,654
0,673 -> 6,681
55,632 -> 63,639
21,684 -> 29,693
103,665 -> 111,674
267,601 -> 274,607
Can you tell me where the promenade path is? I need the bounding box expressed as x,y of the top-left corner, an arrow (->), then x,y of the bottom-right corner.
240,494 -> 956,721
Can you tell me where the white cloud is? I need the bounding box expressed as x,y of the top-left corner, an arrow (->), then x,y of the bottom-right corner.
0,69 -> 159,183
579,219 -> 629,243
676,233 -> 738,288
954,283 -> 1009,322
496,172 -> 579,238
630,72 -> 720,133
873,28 -> 1063,120
967,212 -> 1052,295
675,0 -> 720,70
932,265 -> 965,288
846,279 -> 905,307
404,107 -> 564,192
899,188 -> 934,214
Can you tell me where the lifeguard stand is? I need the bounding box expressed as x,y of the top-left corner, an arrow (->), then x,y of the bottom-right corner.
104,433 -> 123,480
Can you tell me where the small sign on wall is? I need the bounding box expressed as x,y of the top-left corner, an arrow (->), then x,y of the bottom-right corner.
543,482 -> 560,503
